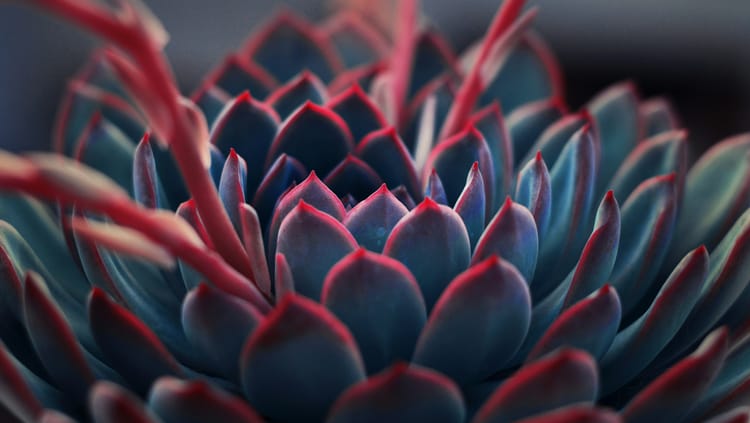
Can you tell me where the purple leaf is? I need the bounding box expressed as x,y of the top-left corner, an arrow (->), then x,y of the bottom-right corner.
322,249 -> 426,373
506,98 -> 565,166
356,127 -> 421,199
132,134 -> 163,209
239,204 -> 271,297
472,349 -> 598,423
454,163 -> 486,250
265,71 -> 328,119
527,285 -> 621,362
424,169 -> 449,205
413,257 -> 531,384
601,246 -> 708,395
181,284 -> 263,381
209,91 -> 280,196
344,185 -> 409,252
328,84 -> 388,143
328,363 -> 465,423
266,101 -> 354,176
273,253 -> 295,300
515,152 -> 551,244
391,186 -> 417,210
240,295 -> 365,422
89,381 -> 158,423
218,149 -> 247,235
323,155 -> 382,201
383,198 -> 471,309
251,154 -> 306,228
468,102 -> 513,211
276,202 -> 357,300
88,288 -> 181,395
623,328 -> 729,423
150,377 -> 264,423
473,197 -> 538,283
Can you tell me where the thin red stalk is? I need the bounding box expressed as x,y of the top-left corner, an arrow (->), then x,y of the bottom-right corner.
438,0 -> 526,140
27,0 -> 254,278
390,0 -> 419,125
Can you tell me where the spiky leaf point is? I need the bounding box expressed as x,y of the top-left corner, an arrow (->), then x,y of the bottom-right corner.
383,198 -> 471,309
203,56 -> 278,98
240,295 -> 365,422
506,98 -> 565,166
265,71 -> 328,119
668,134 -> 750,265
424,127 -> 495,211
586,82 -> 641,193
209,91 -> 280,196
344,185 -> 409,252
609,130 -> 687,202
88,288 -> 181,395
472,349 -> 598,423
469,102 -> 513,211
323,155 -> 382,201
251,154 -> 306,228
515,152 -> 551,244
600,246 -> 708,395
238,204 -> 271,297
149,377 -> 264,423
521,113 -> 588,170
424,169 -> 449,205
266,101 -> 354,176
391,185 -> 417,210
182,284 -> 263,381
322,249 -> 426,374
242,12 -> 342,83
623,328 -> 729,423
640,97 -> 680,137
413,256 -> 531,384
328,84 -> 388,143
527,285 -> 621,362
276,202 -> 357,300
217,149 -> 247,235
132,134 -> 165,209
611,174 -> 677,317
89,381 -> 158,423
454,163 -> 486,250
327,363 -> 466,423
356,127 -> 421,199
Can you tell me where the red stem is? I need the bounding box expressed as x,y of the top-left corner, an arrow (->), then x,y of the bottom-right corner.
438,0 -> 526,140
390,0 -> 419,125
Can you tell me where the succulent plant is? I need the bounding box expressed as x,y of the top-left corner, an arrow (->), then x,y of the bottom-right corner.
0,0 -> 749,422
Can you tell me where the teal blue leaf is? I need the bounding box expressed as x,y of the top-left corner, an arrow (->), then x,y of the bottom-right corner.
240,295 -> 365,422
323,13 -> 387,69
323,155 -> 382,201
506,98 -> 565,166
383,198 -> 470,309
413,257 -> 531,384
218,150 -> 247,236
251,154 -> 306,228
206,56 -> 277,98
520,113 -> 587,170
328,84 -> 388,144
409,31 -> 458,98
327,363 -> 466,423
640,98 -> 680,137
424,169 -> 448,205
74,115 -> 135,194
356,127 -> 421,199
454,163 -> 486,250
322,249 -> 426,374
344,185 -> 408,252
266,71 -> 328,119
469,103 -> 514,212
514,152 -> 551,244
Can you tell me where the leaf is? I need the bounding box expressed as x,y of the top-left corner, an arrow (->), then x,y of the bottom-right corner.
323,155 -> 382,201
586,81 -> 641,193
182,284 -> 263,381
506,98 -> 565,166
423,127 -> 495,210
413,256 -> 531,384
239,204 -> 271,297
527,285 -> 621,362
74,115 -> 135,195
203,56 -> 278,98
521,113 -> 588,170
454,163 -> 486,250
322,12 -> 388,68
472,349 -> 598,423
513,406 -> 621,423
132,134 -> 166,209
600,246 -> 708,395
89,381 -> 159,423
515,152 -> 551,244
328,84 -> 388,143
343,185 -> 409,252
424,169 -> 448,205
356,127 -> 421,199
640,97 -> 680,137
266,71 -> 328,119
322,249 -> 426,374
240,295 -> 365,422
472,197 -> 538,283
327,363 -> 466,423
217,149 -> 247,235
409,31 -> 459,97
274,253 -> 295,300
242,12 -> 342,83
150,377 -> 264,423
209,91 -> 280,196
276,202 -> 357,300
622,328 -> 729,423
0,342 -> 43,422
266,102 -> 354,176
88,288 -> 182,395
251,154 -> 306,228
383,198 -> 471,309
469,102 -> 514,211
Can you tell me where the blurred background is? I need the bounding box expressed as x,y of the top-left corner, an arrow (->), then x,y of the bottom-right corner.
1,0 -> 748,156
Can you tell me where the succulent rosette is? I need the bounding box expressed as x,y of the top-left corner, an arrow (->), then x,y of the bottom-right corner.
1,0 -> 750,422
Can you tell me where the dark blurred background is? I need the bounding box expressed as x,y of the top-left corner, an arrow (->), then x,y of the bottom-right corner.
1,0 -> 748,156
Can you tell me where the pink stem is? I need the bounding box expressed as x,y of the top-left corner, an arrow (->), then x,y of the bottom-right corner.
438,0 -> 526,140
390,0 -> 419,125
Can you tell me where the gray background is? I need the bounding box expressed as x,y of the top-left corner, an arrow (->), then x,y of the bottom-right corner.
1,0 -> 748,154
